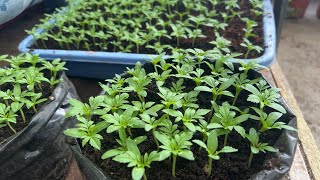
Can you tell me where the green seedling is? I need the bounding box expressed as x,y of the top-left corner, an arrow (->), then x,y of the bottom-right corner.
246,128 -> 277,168
111,139 -> 161,180
193,130 -> 238,176
155,131 -> 194,177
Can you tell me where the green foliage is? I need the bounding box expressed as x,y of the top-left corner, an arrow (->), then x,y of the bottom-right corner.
63,50 -> 295,179
28,0 -> 264,57
246,128 -> 277,168
111,139 -> 161,180
193,131 -> 237,176
0,53 -> 67,135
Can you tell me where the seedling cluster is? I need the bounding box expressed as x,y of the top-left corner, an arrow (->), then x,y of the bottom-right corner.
0,54 -> 66,135
64,49 -> 296,179
28,0 -> 264,58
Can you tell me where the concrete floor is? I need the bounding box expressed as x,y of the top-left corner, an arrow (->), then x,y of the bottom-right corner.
277,1 -> 320,148
0,2 -> 319,148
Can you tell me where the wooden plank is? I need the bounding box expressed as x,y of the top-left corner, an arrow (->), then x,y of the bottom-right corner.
270,61 -> 320,179
289,145 -> 311,180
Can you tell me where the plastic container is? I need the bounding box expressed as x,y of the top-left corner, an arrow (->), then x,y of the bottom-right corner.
19,0 -> 276,79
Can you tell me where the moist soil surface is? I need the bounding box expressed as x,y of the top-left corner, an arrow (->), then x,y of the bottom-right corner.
32,0 -> 264,59
80,65 -> 294,180
0,67 -> 58,143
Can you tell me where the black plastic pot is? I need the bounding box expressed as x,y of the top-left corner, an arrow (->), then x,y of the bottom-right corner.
0,73 -> 79,180
70,62 -> 298,180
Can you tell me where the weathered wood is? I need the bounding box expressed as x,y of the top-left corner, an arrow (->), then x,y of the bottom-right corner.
289,145 -> 311,180
270,61 -> 320,179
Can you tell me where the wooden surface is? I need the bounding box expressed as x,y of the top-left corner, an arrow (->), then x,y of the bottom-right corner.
265,61 -> 320,179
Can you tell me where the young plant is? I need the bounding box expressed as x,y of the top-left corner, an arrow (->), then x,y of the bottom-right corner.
209,102 -> 249,146
111,139 -> 161,180
193,130 -> 238,176
165,108 -> 210,132
194,76 -> 234,101
102,109 -> 144,139
245,81 -> 286,113
246,128 -> 277,168
155,131 -> 194,177
241,39 -> 263,58
0,103 -> 17,133
251,108 -> 296,133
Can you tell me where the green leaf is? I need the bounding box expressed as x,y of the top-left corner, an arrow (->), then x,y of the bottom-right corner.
159,150 -> 171,161
207,130 -> 218,153
219,146 -> 238,153
251,146 -> 259,154
234,126 -> 246,138
268,103 -> 286,114
178,150 -> 195,160
102,149 -> 123,159
89,137 -> 101,150
245,84 -> 260,95
162,109 -> 181,117
185,122 -> 196,132
234,114 -> 250,124
107,125 -> 120,133
11,102 -> 20,112
154,132 -> 170,147
192,139 -> 207,149
63,128 -> 86,138
207,123 -> 223,129
126,139 -> 141,157
132,167 -> 145,180
218,79 -> 234,91
281,125 -> 297,131
263,146 -> 277,152
194,86 -> 212,92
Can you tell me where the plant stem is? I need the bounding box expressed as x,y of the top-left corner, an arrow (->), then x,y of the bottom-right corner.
41,40 -> 47,49
232,90 -> 240,106
248,151 -> 253,168
177,38 -> 180,48
137,94 -> 144,103
33,105 -> 37,113
143,173 -> 147,180
127,128 -> 133,137
192,38 -> 195,47
152,129 -> 159,150
207,158 -> 213,176
7,122 -> 16,134
223,133 -> 229,146
245,49 -> 251,59
172,154 -> 177,177
20,109 -> 26,123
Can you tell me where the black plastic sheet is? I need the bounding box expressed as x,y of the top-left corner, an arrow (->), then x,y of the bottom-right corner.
71,63 -> 298,180
0,73 -> 79,180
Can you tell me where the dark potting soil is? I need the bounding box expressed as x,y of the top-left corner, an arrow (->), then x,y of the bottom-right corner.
32,0 -> 264,59
81,66 -> 294,179
0,69 -> 58,143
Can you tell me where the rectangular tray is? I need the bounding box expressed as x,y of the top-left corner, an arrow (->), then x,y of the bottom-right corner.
19,0 -> 276,79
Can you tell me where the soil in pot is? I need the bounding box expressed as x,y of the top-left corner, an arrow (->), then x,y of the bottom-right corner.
32,0 -> 264,59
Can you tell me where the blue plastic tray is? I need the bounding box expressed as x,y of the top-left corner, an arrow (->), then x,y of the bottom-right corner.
19,0 -> 276,79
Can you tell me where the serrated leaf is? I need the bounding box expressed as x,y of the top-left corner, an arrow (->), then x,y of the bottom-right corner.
268,103 -> 286,114
178,150 -> 194,160
132,167 -> 145,180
